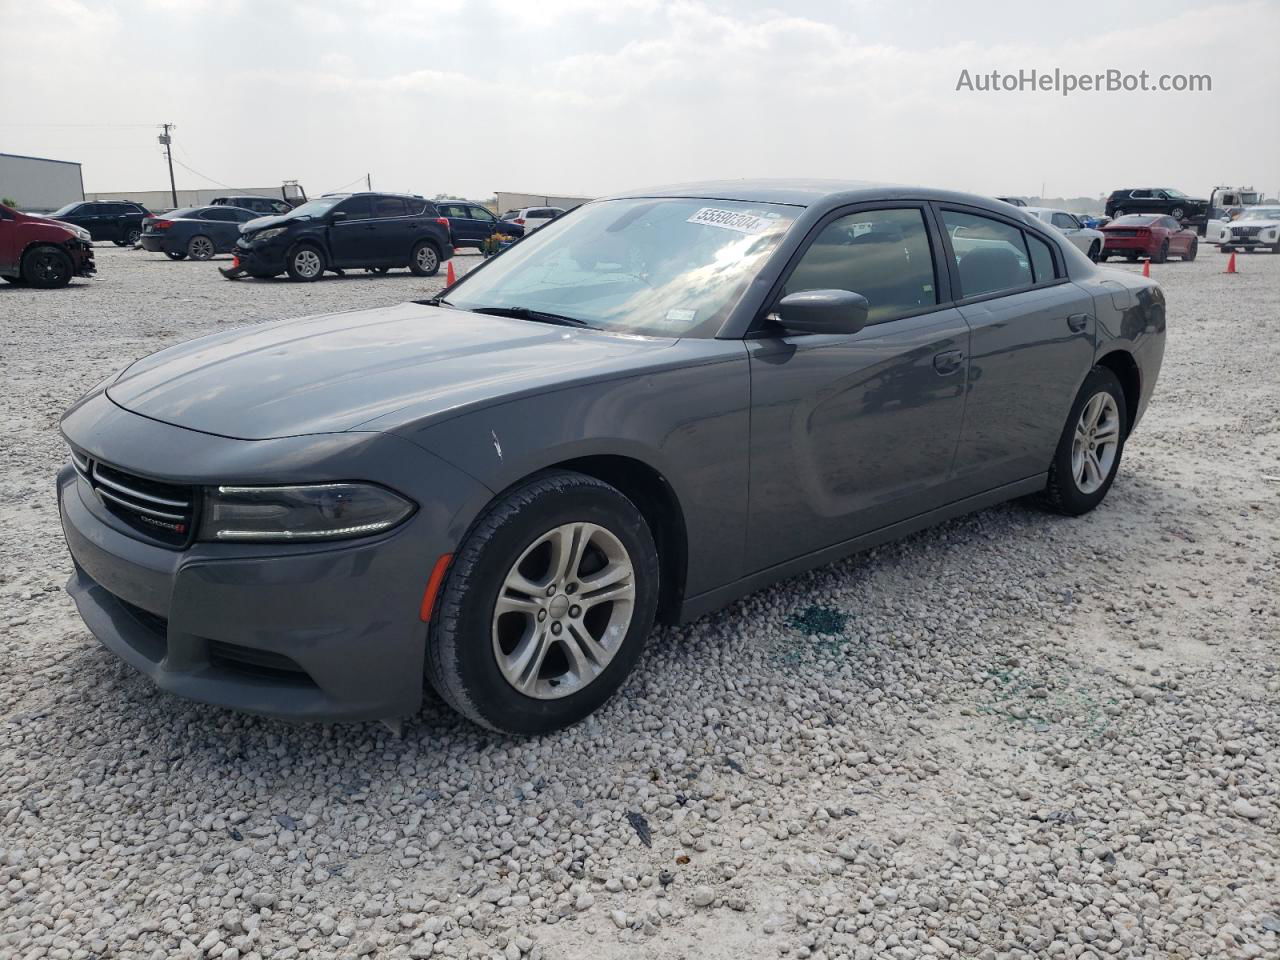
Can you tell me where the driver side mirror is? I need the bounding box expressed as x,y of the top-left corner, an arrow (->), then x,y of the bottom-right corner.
774,289 -> 870,336
329,211 -> 347,223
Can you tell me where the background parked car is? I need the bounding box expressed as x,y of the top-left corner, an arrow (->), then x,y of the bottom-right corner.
47,200 -> 151,246
436,201 -> 524,249
0,202 -> 95,287
994,196 -> 1027,206
210,195 -> 294,217
1100,214 -> 1198,262
500,206 -> 565,232
1104,188 -> 1209,227
1218,206 -> 1280,254
231,192 -> 453,281
139,205 -> 262,261
1023,206 -> 1105,261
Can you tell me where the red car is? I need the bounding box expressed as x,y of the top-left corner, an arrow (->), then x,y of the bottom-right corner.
0,202 -> 96,287
1099,214 -> 1198,263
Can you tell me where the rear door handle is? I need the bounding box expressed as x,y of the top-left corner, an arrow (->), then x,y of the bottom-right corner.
1067,313 -> 1090,332
933,350 -> 964,375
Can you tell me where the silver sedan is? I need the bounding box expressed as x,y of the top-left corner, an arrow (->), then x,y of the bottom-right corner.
1024,206 -> 1105,262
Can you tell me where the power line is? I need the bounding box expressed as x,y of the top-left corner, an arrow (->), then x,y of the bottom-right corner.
0,122 -> 157,128
170,157 -> 234,189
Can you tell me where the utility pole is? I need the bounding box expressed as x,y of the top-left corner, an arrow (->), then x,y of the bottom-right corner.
366,172 -> 372,191
158,123 -> 177,208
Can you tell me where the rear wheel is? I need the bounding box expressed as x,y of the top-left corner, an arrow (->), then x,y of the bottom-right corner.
21,245 -> 74,288
409,241 -> 440,277
1183,238 -> 1197,261
1151,240 -> 1169,264
1222,245 -> 1235,253
165,250 -> 187,261
1169,206 -> 1185,221
285,244 -> 324,281
427,471 -> 660,734
1042,366 -> 1128,516
124,227 -> 141,246
1114,208 -> 1127,218
187,235 -> 216,261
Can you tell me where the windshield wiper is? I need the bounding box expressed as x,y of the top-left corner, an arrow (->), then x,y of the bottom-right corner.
468,305 -> 593,328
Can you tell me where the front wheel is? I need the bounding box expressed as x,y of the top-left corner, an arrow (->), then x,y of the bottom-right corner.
1042,366 -> 1128,516
21,245 -> 74,288
1087,240 -> 1100,262
1222,245 -> 1235,253
285,244 -> 325,281
409,241 -> 441,277
426,471 -> 660,734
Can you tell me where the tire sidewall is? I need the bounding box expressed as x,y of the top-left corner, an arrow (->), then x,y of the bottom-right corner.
1048,367 -> 1128,514
286,243 -> 324,281
432,477 -> 659,734
22,246 -> 73,288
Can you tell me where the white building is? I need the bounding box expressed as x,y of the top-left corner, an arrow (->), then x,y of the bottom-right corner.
495,191 -> 591,216
0,153 -> 85,213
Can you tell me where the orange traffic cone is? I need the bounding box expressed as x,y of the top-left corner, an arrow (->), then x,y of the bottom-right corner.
1141,260 -> 1150,277
1225,253 -> 1237,274
445,260 -> 456,285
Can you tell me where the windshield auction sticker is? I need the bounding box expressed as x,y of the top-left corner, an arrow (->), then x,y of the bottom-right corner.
687,207 -> 774,234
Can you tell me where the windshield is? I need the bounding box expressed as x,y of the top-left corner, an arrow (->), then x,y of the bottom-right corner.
1111,215 -> 1158,226
49,202 -> 81,216
1241,207 -> 1280,220
1163,188 -> 1188,198
282,197 -> 342,219
444,198 -> 797,338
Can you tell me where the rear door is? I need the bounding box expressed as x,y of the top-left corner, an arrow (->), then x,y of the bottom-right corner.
368,195 -> 410,263
198,207 -> 246,250
938,205 -> 1096,497
1126,190 -> 1153,215
745,204 -> 971,570
440,203 -> 475,245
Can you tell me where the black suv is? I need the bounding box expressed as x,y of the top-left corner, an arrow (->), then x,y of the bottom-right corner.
211,195 -> 294,216
47,200 -> 152,245
231,192 -> 453,281
1104,188 -> 1209,225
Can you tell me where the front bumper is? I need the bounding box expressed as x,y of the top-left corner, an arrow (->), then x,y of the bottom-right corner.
232,238 -> 289,275
71,240 -> 96,277
57,396 -> 492,721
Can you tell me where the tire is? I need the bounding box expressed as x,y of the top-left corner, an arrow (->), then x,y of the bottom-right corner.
21,245 -> 74,288
1042,366 -> 1128,516
1126,252 -> 1138,262
1152,240 -> 1169,264
1222,245 -> 1235,253
187,235 -> 216,261
1098,254 -> 1109,262
409,240 -> 441,277
427,470 -> 660,734
124,227 -> 141,246
285,244 -> 325,281
3,275 -> 26,284
165,250 -> 187,261
1183,239 -> 1197,262
1087,240 -> 1100,263
1169,206 -> 1185,221
1114,208 -> 1126,218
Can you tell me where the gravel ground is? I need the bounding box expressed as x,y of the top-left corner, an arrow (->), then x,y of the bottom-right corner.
1,245 -> 1277,960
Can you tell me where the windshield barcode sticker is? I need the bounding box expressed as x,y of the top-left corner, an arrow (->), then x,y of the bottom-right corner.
687,207 -> 773,234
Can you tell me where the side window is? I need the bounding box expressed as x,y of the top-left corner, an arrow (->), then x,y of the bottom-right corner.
201,208 -> 237,221
783,208 -> 938,325
1051,212 -> 1076,229
1130,190 -> 1150,200
407,199 -> 429,216
468,205 -> 495,222
1162,217 -> 1181,230
372,196 -> 408,218
1026,233 -> 1057,283
337,196 -> 372,221
942,210 -> 1033,298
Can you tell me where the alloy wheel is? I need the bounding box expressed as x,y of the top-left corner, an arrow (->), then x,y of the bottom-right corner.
1071,392 -> 1121,494
189,236 -> 215,260
491,522 -> 636,700
31,251 -> 70,285
416,246 -> 439,273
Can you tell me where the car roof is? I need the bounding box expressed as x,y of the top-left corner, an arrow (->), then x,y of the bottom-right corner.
1023,206 -> 1069,216
602,178 -> 1022,214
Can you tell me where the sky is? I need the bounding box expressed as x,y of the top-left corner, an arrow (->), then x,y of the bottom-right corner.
2,0 -> 1278,202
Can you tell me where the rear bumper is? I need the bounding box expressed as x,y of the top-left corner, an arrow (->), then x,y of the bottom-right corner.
1101,237 -> 1157,255
139,235 -> 176,254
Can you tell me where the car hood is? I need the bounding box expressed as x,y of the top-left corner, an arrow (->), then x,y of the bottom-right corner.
1230,218 -> 1280,229
105,301 -> 679,440
240,212 -> 294,233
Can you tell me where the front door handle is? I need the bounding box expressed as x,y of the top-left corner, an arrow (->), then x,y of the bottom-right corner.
933,350 -> 964,375
1067,313 -> 1090,333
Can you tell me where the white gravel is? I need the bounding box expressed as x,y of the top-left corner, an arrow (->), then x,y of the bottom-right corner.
1,245 -> 1277,960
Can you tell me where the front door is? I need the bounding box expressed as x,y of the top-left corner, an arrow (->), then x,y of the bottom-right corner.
938,206 -> 1096,497
746,205 -> 970,571
327,195 -> 375,267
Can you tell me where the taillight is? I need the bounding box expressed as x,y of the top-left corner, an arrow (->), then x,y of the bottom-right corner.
435,217 -> 450,230
514,218 -> 525,226
152,219 -> 173,230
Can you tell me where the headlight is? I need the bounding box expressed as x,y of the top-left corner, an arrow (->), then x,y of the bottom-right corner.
199,483 -> 415,542
248,227 -> 287,243
74,226 -> 92,242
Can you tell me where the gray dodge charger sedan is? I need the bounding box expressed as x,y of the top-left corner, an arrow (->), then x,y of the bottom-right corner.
58,181 -> 1166,734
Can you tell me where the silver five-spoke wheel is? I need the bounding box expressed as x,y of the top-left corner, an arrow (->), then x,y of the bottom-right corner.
492,522 -> 635,699
1071,391 -> 1121,494
416,245 -> 438,273
293,249 -> 322,279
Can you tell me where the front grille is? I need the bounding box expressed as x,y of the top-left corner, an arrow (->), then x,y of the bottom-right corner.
1232,226 -> 1261,238
71,448 -> 196,547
